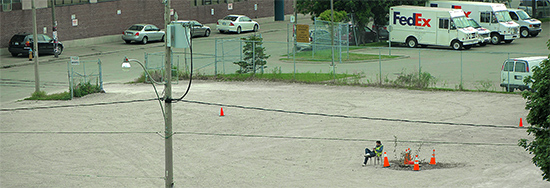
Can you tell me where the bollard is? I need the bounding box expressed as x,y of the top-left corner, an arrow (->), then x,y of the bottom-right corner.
28,48 -> 33,61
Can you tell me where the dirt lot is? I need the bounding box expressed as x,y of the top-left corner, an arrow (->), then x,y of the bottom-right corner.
1,81 -> 549,187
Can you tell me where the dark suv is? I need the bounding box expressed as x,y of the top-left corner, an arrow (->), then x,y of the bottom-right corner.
8,33 -> 63,57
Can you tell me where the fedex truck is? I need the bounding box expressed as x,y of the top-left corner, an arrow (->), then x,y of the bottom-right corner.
389,6 -> 479,50
428,1 -> 520,45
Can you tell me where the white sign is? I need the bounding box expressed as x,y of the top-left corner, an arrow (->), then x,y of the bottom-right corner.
70,56 -> 80,65
43,27 -> 47,34
72,19 -> 78,26
254,4 -> 257,11
170,9 -> 174,16
211,9 -> 214,15
71,14 -> 76,19
117,10 -> 121,15
290,16 -> 295,23
228,3 -> 233,10
53,31 -> 57,39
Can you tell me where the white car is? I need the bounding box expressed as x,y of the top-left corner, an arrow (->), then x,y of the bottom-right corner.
216,15 -> 259,34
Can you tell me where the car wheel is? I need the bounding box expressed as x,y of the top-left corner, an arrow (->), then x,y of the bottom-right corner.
141,37 -> 148,44
253,25 -> 259,32
55,46 -> 63,55
161,35 -> 165,42
490,33 -> 501,45
219,30 -> 225,34
520,28 -> 529,38
205,29 -> 210,37
11,53 -> 18,57
237,27 -> 242,34
451,40 -> 463,50
125,40 -> 131,44
406,37 -> 417,48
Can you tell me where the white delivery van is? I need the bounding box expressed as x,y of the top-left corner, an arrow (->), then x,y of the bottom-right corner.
508,8 -> 542,38
429,1 -> 520,45
389,6 -> 479,50
467,18 -> 491,46
500,56 -> 548,92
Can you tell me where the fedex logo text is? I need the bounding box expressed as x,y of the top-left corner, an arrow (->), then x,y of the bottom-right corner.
393,12 -> 431,27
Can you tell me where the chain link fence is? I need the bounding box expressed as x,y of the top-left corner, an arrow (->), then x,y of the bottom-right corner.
67,58 -> 103,99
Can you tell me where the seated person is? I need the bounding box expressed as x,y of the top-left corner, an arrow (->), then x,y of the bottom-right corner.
362,140 -> 383,167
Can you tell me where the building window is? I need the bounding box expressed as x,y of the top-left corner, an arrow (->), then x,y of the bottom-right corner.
2,0 -> 15,11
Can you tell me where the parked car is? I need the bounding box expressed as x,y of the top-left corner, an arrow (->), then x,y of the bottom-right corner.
467,18 -> 491,46
8,33 -> 63,57
508,9 -> 542,38
122,24 -> 165,44
171,20 -> 211,37
216,15 -> 259,34
371,25 -> 389,40
500,56 -> 548,92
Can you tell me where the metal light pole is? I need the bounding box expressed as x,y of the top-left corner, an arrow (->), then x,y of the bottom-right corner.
163,0 -> 174,187
51,0 -> 58,58
32,0 -> 40,92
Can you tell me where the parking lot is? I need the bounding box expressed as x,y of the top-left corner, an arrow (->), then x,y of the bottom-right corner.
1,81 -> 549,187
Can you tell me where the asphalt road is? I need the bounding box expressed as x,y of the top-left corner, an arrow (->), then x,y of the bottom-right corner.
1,15 -> 549,104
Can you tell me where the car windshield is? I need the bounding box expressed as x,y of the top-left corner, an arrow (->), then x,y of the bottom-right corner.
128,25 -> 144,31
468,19 -> 481,28
223,16 -> 238,21
495,11 -> 513,22
516,10 -> 532,20
451,16 -> 470,29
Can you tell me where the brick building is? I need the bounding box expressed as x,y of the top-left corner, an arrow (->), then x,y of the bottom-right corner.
0,0 -> 295,48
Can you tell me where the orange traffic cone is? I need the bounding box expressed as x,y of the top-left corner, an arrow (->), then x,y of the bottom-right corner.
413,155 -> 420,171
220,107 -> 224,116
383,151 -> 390,168
404,148 -> 410,165
519,118 -> 523,127
429,149 -> 436,165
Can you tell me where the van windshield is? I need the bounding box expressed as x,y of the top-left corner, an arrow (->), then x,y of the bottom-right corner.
516,10 -> 532,20
451,16 -> 470,29
495,11 -> 513,22
467,19 -> 481,28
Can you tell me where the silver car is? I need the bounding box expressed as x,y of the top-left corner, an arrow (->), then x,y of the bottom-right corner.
171,20 -> 211,37
122,24 -> 165,44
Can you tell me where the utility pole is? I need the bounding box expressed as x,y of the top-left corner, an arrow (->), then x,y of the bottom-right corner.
32,0 -> 40,93
51,0 -> 58,58
163,0 -> 174,188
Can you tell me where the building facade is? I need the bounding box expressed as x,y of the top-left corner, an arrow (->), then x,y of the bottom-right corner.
1,0 -> 295,48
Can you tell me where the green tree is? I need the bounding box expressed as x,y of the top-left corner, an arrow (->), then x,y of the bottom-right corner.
296,0 -> 427,44
318,9 -> 348,22
234,35 -> 270,74
518,39 -> 550,181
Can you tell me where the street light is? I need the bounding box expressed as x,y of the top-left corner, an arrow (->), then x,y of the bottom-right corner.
121,57 -> 173,187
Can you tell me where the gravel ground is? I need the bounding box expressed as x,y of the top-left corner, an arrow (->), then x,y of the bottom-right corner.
1,81 -> 548,187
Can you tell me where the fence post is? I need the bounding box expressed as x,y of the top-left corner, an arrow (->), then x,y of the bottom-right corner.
507,52 -> 510,91
70,66 -> 74,99
98,59 -> 104,92
253,40 -> 256,75
215,38 -> 218,76
379,48 -> 382,85
83,61 -> 87,83
287,23 -> 290,59
460,50 -> 463,89
418,48 -> 421,81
